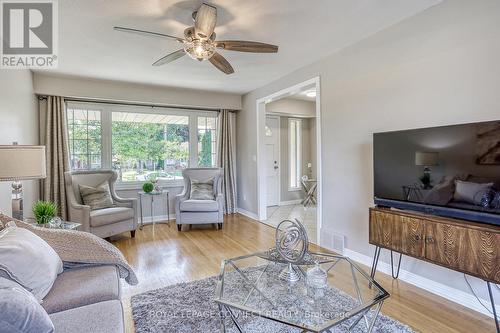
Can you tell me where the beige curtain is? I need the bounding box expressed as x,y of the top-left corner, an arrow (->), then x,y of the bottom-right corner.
217,110 -> 237,214
39,96 -> 70,219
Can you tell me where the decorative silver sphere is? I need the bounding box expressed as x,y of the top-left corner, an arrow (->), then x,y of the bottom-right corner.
275,219 -> 309,264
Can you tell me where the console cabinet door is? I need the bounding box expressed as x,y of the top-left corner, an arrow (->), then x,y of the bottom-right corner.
369,210 -> 403,252
401,216 -> 425,257
464,230 -> 500,282
424,222 -> 465,271
425,221 -> 500,282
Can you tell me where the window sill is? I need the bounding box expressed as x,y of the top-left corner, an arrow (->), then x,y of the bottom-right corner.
115,180 -> 185,191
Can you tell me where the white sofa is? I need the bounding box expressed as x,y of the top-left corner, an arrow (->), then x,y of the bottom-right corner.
65,170 -> 138,238
175,168 -> 224,231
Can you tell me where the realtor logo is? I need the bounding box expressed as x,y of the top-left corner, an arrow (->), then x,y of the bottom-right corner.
1,0 -> 58,68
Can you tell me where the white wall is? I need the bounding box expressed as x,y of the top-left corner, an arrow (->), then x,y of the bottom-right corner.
0,70 -> 38,216
33,73 -> 242,110
236,0 -> 500,309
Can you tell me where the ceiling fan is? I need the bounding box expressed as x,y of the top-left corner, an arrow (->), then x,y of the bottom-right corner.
114,3 -> 278,75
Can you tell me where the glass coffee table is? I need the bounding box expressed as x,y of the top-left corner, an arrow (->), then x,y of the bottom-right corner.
214,252 -> 389,333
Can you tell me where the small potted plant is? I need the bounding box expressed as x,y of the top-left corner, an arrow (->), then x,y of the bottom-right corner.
142,181 -> 154,194
33,201 -> 58,225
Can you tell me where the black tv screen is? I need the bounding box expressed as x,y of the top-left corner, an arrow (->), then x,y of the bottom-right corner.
373,120 -> 500,226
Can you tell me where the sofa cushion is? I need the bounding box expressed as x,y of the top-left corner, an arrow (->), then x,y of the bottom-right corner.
50,300 -> 124,333
180,199 -> 219,212
0,223 -> 63,302
0,278 -> 54,333
42,266 -> 120,314
90,207 -> 134,227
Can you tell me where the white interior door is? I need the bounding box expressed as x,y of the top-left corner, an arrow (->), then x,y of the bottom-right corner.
265,116 -> 280,207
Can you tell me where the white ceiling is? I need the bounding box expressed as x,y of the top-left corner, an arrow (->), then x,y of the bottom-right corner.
35,0 -> 441,94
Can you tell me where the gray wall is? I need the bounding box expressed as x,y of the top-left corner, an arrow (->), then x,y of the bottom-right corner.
236,0 -> 500,303
0,71 -> 38,216
33,73 -> 242,110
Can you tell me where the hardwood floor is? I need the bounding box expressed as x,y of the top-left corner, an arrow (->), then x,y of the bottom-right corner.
111,214 -> 495,333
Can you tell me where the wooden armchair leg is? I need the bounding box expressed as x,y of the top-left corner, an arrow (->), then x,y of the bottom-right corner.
177,224 -> 182,231
130,230 -> 136,238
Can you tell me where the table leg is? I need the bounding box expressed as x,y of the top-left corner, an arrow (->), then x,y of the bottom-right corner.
218,304 -> 227,333
366,302 -> 383,333
167,192 -> 170,227
139,194 -> 144,230
151,195 -> 154,227
487,281 -> 500,333
226,306 -> 245,333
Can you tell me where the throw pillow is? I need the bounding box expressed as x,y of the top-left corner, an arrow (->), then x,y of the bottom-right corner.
454,180 -> 494,204
0,224 -> 63,302
190,178 -> 215,200
0,278 -> 54,333
79,181 -> 114,210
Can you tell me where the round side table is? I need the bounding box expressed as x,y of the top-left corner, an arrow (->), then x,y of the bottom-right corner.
138,190 -> 170,230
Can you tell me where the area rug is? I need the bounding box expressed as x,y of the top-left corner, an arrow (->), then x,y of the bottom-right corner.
131,272 -> 416,333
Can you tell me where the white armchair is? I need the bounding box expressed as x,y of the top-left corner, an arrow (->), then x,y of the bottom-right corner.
64,170 -> 138,238
175,168 -> 224,231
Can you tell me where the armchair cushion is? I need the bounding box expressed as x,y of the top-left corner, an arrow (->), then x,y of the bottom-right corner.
180,199 -> 219,212
90,207 -> 134,227
189,178 -> 215,200
79,182 -> 114,210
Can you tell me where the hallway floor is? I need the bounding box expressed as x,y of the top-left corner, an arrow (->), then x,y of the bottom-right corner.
263,203 -> 317,243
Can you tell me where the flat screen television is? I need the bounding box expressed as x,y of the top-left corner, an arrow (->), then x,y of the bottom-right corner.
373,120 -> 500,226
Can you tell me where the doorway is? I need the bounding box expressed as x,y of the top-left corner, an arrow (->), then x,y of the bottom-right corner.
265,116 -> 280,207
256,77 -> 322,245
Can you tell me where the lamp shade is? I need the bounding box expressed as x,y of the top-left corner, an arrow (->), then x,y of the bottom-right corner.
415,151 -> 439,166
0,145 -> 47,181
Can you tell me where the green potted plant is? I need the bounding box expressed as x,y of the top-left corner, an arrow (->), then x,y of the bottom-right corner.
142,181 -> 154,194
32,201 -> 58,225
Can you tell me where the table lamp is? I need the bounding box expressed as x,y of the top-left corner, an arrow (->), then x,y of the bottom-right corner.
415,151 -> 439,189
0,144 -> 47,220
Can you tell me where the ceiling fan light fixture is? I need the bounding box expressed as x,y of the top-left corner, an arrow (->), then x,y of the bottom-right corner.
184,39 -> 215,60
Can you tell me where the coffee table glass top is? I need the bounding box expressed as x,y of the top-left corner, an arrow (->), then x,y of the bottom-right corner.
214,252 -> 389,333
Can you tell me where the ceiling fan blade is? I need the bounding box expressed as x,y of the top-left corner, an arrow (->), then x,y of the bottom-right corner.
209,52 -> 234,75
216,40 -> 278,53
194,3 -> 217,39
114,26 -> 184,43
152,49 -> 186,66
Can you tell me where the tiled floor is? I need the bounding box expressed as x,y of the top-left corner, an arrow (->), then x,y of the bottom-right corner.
262,204 -> 318,243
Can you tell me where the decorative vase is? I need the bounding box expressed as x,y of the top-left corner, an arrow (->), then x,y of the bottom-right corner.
306,262 -> 328,299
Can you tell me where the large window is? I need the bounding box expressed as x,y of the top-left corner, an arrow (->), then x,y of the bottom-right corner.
67,102 -> 218,185
67,108 -> 102,170
197,116 -> 217,167
289,118 -> 302,190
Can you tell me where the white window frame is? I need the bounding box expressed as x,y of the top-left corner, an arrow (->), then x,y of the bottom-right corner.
66,101 -> 218,190
288,118 -> 302,191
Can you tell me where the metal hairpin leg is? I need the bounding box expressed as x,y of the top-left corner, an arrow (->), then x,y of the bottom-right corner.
487,281 -> 500,333
390,250 -> 403,279
370,247 -> 403,280
370,246 -> 381,279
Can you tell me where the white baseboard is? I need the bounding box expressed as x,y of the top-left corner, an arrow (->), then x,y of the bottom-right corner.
279,199 -> 303,206
236,207 -> 259,220
343,248 -> 498,319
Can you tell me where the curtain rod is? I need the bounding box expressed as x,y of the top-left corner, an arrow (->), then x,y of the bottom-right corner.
36,94 -> 237,112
